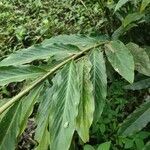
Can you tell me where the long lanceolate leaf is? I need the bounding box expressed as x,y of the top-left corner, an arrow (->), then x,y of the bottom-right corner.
0,85 -> 43,150
114,0 -> 130,12
0,65 -> 46,86
42,34 -> 108,50
105,41 -> 134,83
90,49 -> 107,122
124,78 -> 150,90
0,35 -> 107,67
49,61 -> 80,150
19,84 -> 44,135
76,58 -> 95,142
0,102 -> 21,150
140,0 -> 150,12
34,87 -> 52,150
118,99 -> 150,136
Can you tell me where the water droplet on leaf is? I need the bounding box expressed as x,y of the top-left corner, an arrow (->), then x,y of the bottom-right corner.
64,122 -> 69,128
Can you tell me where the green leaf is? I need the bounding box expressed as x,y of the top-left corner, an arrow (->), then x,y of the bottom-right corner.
123,13 -> 145,27
140,0 -> 150,12
0,102 -> 21,150
19,84 -> 44,135
89,49 -> 107,122
76,58 -> 94,142
112,25 -> 125,40
105,41 -> 134,83
118,99 -> 150,136
0,44 -> 80,66
145,46 -> 150,58
34,87 -> 52,150
97,141 -> 111,150
0,65 -> 46,86
124,138 -> 134,149
143,141 -> 150,150
135,138 -> 145,150
124,78 -> 150,90
49,61 -> 80,150
114,0 -> 130,12
43,34 -> 108,50
0,34 -> 107,67
0,41 -> 106,115
126,43 -> 150,76
84,145 -> 95,150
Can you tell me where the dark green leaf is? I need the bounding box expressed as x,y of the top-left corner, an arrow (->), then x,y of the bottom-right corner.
43,34 -> 108,50
123,13 -> 144,27
118,99 -> 150,136
143,141 -> 150,150
0,102 -> 21,150
114,0 -> 130,12
84,145 -> 95,150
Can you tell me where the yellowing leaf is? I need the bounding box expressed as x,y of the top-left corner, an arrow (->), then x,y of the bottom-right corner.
0,65 -> 46,86
140,0 -> 150,12
76,58 -> 94,142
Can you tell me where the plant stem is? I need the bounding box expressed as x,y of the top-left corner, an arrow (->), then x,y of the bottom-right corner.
0,41 -> 107,114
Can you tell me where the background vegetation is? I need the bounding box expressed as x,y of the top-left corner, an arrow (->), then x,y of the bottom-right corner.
0,0 -> 150,150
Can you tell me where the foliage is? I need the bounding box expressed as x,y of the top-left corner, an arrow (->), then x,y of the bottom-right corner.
0,0 -> 150,150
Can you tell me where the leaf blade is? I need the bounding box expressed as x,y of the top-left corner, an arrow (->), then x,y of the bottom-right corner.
34,87 -> 52,150
97,141 -> 111,150
126,43 -> 150,76
105,41 -> 134,83
89,49 -> 107,122
0,65 -> 46,86
124,78 -> 150,90
140,0 -> 150,12
123,13 -> 144,27
19,84 -> 44,135
49,61 -> 80,150
114,0 -> 130,12
118,99 -> 150,136
0,35 -> 107,66
0,102 -> 21,150
76,58 -> 95,142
